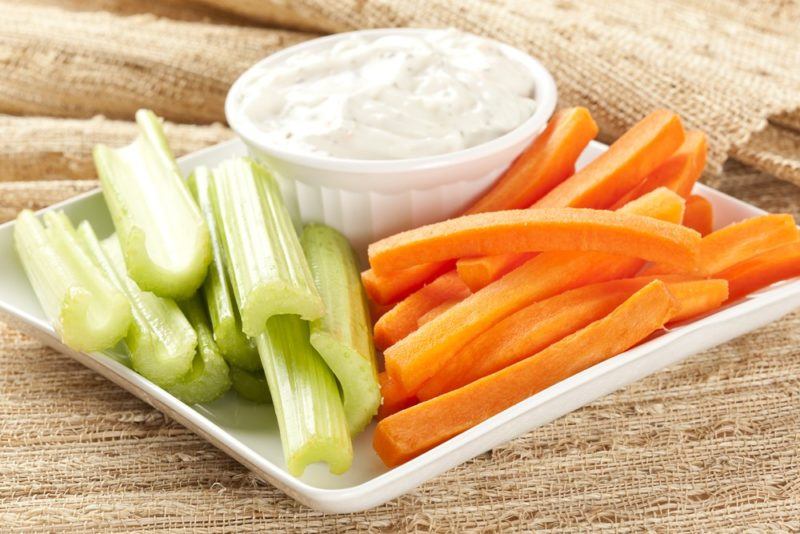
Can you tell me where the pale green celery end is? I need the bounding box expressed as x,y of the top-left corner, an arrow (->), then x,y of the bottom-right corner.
14,210 -> 131,352
166,296 -> 232,405
230,366 -> 271,404
239,282 -> 325,338
92,110 -> 211,300
135,109 -> 179,169
211,313 -> 261,371
102,235 -> 197,386
14,211 -> 65,325
77,226 -> 196,387
256,316 -> 352,476
309,332 -> 380,436
189,167 -> 260,371
301,224 -> 380,435
211,158 -> 323,337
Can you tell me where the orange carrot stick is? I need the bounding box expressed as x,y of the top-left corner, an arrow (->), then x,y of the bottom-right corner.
417,275 -> 726,400
417,278 -> 650,400
682,195 -> 714,236
373,281 -> 679,466
457,186 -> 688,292
716,242 -> 800,301
417,298 -> 462,328
456,251 -> 533,292
611,131 -> 708,208
383,190 -> 687,392
384,188 -> 685,347
663,277 -> 729,322
534,109 -> 685,210
362,262 -> 452,306
644,213 -> 799,276
455,112 -> 687,292
694,214 -> 797,275
467,107 -> 598,213
361,109 -> 596,305
378,372 -> 416,420
671,131 -> 708,198
373,271 -> 470,351
368,208 -> 701,275
621,188 -> 687,229
385,251 -> 642,392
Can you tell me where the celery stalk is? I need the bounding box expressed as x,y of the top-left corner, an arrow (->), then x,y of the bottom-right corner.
211,158 -> 323,337
76,223 -> 196,387
301,224 -> 380,435
166,296 -> 232,404
93,109 -> 211,300
188,166 -> 260,371
13,210 -> 131,352
230,366 -> 271,404
256,315 -> 352,476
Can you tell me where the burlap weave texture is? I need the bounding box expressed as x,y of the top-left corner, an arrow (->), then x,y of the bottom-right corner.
2,0 -> 800,530
1,1 -> 799,183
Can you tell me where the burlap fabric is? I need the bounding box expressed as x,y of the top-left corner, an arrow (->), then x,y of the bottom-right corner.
2,1 -> 800,181
0,3 -> 314,123
2,0 -> 800,530
0,115 -> 232,182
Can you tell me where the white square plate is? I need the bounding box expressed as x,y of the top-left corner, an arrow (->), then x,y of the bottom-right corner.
1,139 -> 799,513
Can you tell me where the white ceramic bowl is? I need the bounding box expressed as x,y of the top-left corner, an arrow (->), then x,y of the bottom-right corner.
226,28 -> 557,255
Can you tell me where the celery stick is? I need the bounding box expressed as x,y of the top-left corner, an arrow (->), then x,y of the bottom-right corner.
76,223 -> 196,387
93,109 -> 211,299
256,315 -> 352,476
211,158 -> 323,337
230,366 -> 271,404
301,224 -> 380,435
13,210 -> 131,352
188,166 -> 260,371
166,296 -> 232,404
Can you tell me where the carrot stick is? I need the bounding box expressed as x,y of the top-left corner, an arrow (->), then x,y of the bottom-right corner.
361,110 -> 596,305
417,275 -> 726,400
368,208 -> 701,276
455,112 -> 687,292
663,277 -> 729,322
417,298 -> 462,328
621,188 -> 687,228
610,131 -> 708,208
682,195 -> 714,236
694,214 -> 797,275
385,252 -> 641,391
671,131 -> 708,198
534,110 -> 685,209
384,187 -> 686,346
417,278 -> 651,400
644,213 -> 799,276
373,281 -> 679,467
716,242 -> 800,301
457,186 -> 688,292
456,252 -> 534,292
362,262 -> 452,306
377,371 -> 416,420
373,271 -> 470,351
466,107 -> 598,213
383,190 -> 687,393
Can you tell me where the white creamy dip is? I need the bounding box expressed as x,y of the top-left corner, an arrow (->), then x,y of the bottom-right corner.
234,29 -> 537,160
